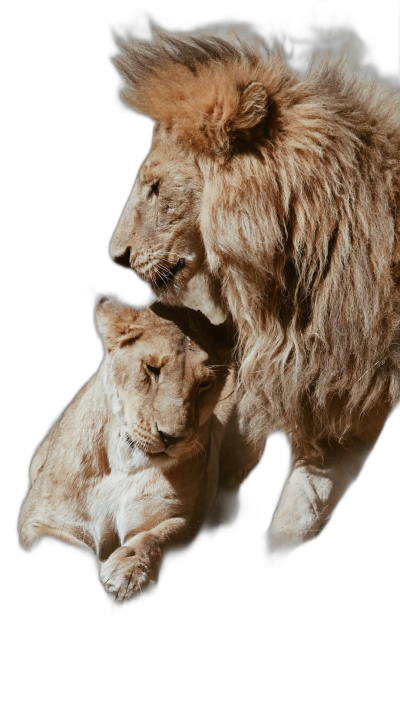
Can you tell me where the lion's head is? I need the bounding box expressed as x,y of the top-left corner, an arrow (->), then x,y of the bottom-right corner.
109,33 -> 279,308
96,297 -> 230,467
109,30 -> 400,456
110,126 -> 205,304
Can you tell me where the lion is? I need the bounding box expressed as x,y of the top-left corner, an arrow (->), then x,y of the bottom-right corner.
19,298 -> 261,599
109,30 -> 400,544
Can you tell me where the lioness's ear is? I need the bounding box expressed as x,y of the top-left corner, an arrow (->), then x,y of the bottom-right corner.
96,297 -> 143,352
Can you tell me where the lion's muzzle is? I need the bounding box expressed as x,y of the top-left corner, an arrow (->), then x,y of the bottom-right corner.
111,246 -> 132,269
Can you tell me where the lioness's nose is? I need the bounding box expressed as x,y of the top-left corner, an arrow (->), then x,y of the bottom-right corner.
158,428 -> 187,448
111,246 -> 132,269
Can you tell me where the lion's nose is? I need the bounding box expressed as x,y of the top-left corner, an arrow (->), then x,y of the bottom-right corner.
112,246 -> 132,268
157,428 -> 187,448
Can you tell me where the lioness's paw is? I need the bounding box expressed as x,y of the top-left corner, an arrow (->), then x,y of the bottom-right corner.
100,543 -> 161,601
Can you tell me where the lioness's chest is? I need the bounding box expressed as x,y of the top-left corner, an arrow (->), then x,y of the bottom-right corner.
88,467 -> 181,556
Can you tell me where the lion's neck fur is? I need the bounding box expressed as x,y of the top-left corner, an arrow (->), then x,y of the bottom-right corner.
197,67 -> 400,456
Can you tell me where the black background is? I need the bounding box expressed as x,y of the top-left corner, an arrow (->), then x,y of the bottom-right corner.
10,0 -> 399,671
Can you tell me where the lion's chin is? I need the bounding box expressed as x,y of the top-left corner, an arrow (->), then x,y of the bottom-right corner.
144,255 -> 206,304
149,262 -> 191,304
151,283 -> 186,305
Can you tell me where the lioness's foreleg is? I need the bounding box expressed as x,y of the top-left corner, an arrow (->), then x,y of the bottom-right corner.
29,426 -> 57,484
19,475 -> 96,552
100,517 -> 188,600
18,520 -> 93,555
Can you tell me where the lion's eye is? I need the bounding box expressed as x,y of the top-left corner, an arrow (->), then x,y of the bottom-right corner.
198,381 -> 213,394
146,364 -> 160,377
148,180 -> 160,198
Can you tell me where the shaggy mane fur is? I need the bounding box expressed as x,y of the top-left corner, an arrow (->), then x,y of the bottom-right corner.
114,31 -> 400,458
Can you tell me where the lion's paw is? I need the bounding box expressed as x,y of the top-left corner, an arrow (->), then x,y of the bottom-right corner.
100,544 -> 160,601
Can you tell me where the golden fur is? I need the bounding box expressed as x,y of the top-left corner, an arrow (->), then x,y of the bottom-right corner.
109,30 -> 400,541
111,31 -> 400,449
20,298 -> 262,597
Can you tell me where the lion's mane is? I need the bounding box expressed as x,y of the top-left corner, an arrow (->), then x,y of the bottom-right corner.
114,31 -> 400,458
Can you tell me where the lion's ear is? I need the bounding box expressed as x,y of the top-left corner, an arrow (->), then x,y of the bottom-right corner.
233,82 -> 268,130
95,297 -> 142,352
113,33 -> 272,156
176,80 -> 269,155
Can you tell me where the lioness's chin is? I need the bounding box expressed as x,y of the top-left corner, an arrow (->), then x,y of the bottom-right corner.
130,446 -> 179,469
147,452 -> 180,468
130,442 -> 199,469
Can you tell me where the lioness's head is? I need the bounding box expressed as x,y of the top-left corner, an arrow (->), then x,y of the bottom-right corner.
96,298 -> 231,467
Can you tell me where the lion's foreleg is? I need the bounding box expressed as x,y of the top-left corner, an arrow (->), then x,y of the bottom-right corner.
269,461 -> 350,547
269,438 -> 372,548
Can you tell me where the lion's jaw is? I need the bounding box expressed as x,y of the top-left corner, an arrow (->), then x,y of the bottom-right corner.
110,128 -> 206,305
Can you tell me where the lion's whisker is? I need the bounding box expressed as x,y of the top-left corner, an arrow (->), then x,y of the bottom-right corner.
153,264 -> 169,286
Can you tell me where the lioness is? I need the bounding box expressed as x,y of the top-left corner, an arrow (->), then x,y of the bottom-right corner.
19,298 -> 260,599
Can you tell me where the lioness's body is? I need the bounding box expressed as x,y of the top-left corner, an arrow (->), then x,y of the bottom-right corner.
20,300 -> 260,598
21,371 -> 226,557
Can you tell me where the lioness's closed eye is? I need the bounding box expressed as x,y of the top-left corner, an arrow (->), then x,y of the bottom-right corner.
95,298 -> 232,469
19,298 -> 262,600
